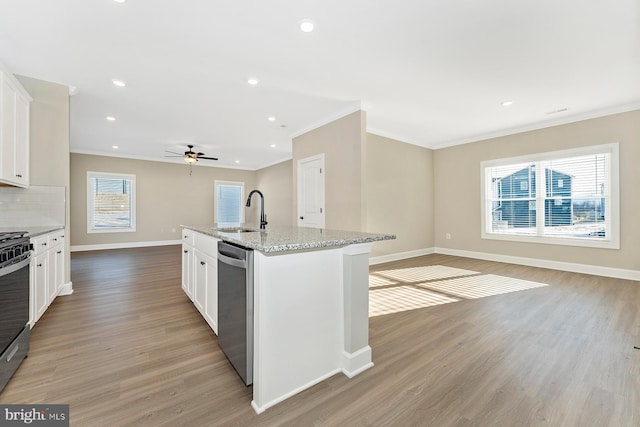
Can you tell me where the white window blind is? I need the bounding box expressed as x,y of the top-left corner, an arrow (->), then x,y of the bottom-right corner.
481,143 -> 619,249
87,172 -> 136,233
215,181 -> 244,224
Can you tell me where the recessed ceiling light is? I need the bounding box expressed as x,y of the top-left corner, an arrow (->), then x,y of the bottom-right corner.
113,0 -> 126,3
112,145 -> 119,149
501,100 -> 514,107
247,78 -> 259,85
112,79 -> 126,87
270,144 -> 276,148
105,116 -> 116,121
267,116 -> 276,121
234,160 -> 240,164
299,20 -> 315,33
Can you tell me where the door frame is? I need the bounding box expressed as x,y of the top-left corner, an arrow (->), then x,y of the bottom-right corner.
297,153 -> 325,228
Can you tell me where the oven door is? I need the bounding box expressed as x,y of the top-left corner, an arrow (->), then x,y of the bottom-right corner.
0,256 -> 30,355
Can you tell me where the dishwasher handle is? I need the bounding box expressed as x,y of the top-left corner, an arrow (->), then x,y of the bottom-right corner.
218,252 -> 247,269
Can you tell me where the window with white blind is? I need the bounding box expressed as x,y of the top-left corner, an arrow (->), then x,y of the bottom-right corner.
87,172 -> 136,233
481,143 -> 619,249
215,181 -> 244,225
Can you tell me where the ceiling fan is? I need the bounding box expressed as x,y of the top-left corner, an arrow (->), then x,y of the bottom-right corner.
165,144 -> 218,163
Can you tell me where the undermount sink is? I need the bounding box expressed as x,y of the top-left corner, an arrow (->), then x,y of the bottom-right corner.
218,227 -> 260,233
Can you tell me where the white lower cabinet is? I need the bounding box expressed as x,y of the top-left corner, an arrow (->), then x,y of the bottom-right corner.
181,229 -> 218,335
194,249 -> 218,334
30,229 -> 65,327
31,251 -> 48,324
181,243 -> 194,300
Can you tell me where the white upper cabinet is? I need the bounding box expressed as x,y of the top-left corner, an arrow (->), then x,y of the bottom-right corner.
0,62 -> 31,188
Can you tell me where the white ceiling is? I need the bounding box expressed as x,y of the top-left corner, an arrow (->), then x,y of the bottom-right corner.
1,0 -> 639,170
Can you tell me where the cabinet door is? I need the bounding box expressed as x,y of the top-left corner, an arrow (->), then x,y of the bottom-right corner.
0,74 -> 16,183
12,90 -> 28,186
193,250 -> 207,314
203,252 -> 218,335
47,247 -> 57,304
182,244 -> 194,300
33,252 -> 48,324
55,246 -> 64,293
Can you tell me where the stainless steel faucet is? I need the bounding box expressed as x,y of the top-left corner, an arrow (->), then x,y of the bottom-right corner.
246,189 -> 268,229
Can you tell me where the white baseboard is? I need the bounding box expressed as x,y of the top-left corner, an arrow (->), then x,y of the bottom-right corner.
435,247 -> 640,281
369,247 -> 435,265
71,239 -> 181,252
58,281 -> 73,296
251,368 -> 342,415
341,346 -> 374,378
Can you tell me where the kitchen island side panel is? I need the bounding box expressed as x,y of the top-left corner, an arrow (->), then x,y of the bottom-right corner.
252,248 -> 343,413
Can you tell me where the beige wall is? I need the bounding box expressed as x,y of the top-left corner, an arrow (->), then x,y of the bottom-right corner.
292,111 -> 366,231
366,133 -> 434,257
70,154 -> 256,246
17,75 -> 71,282
255,160 -> 293,227
433,110 -> 640,271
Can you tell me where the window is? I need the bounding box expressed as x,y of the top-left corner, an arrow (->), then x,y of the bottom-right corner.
481,143 -> 619,249
215,181 -> 244,225
87,172 -> 136,233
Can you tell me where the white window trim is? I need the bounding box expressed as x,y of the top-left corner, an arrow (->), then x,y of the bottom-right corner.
480,143 -> 620,249
214,180 -> 245,225
87,171 -> 137,234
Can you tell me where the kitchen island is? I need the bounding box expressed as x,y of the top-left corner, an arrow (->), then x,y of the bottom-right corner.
181,224 -> 394,413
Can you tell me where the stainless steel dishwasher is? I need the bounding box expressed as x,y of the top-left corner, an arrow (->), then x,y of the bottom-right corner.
217,240 -> 254,385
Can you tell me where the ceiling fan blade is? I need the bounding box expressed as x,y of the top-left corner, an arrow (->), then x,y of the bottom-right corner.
198,156 -> 218,160
196,152 -> 205,156
165,150 -> 183,155
164,155 -> 185,157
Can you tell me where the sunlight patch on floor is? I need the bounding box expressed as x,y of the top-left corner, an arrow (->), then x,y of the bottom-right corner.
369,286 -> 460,317
417,274 -> 548,300
369,265 -> 549,317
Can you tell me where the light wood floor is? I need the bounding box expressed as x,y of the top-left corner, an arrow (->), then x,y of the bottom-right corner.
1,246 -> 639,426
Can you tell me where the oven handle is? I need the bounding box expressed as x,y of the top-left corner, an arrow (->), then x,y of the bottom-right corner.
0,256 -> 30,277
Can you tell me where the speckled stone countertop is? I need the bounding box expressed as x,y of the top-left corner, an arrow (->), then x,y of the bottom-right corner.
182,224 -> 395,254
0,225 -> 64,238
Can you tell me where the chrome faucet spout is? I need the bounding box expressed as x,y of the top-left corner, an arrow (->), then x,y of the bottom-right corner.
246,189 -> 268,229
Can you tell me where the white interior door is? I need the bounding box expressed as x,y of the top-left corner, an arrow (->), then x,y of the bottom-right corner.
297,154 -> 325,228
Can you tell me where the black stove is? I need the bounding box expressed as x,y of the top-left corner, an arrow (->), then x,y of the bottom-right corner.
0,230 -> 31,392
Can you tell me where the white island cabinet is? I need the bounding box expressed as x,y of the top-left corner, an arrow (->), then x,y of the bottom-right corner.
182,225 -> 394,414
181,228 -> 219,334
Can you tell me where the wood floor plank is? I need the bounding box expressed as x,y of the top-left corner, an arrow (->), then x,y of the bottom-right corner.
1,247 -> 639,426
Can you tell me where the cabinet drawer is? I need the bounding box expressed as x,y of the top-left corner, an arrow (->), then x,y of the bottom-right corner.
182,228 -> 194,246
30,235 -> 49,255
49,230 -> 65,247
194,233 -> 218,258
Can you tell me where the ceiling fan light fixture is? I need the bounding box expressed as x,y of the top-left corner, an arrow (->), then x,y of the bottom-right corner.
184,157 -> 197,163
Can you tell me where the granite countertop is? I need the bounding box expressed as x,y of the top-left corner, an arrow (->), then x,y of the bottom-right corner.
182,224 -> 395,254
0,225 -> 64,238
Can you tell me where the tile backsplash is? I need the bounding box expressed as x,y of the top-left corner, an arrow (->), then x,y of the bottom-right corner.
0,185 -> 65,227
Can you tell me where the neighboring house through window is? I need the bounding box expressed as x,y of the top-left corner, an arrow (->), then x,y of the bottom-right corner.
215,181 -> 244,225
481,143 -> 619,249
87,172 -> 136,233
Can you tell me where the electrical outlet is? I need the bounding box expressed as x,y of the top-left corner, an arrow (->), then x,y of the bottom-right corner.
171,228 -> 176,233
445,233 -> 451,240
